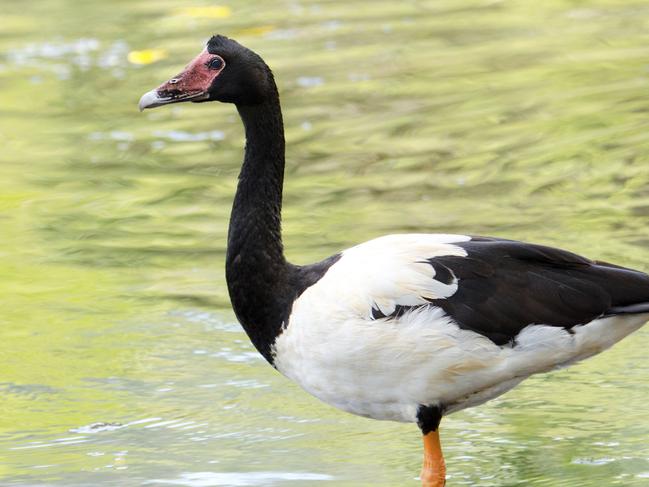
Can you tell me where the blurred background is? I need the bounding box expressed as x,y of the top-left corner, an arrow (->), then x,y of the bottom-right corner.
1,0 -> 649,485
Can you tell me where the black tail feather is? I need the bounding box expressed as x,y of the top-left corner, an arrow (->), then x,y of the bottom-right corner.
606,302 -> 649,315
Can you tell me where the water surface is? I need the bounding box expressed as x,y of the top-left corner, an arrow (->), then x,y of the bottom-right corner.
1,0 -> 649,485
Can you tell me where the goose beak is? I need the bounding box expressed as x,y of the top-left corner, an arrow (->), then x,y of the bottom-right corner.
138,49 -> 219,111
138,87 -> 209,111
138,89 -> 168,111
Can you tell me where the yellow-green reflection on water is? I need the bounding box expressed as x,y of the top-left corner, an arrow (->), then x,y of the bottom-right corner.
1,0 -> 649,485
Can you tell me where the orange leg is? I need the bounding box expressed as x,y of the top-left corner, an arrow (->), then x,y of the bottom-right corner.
420,429 -> 446,487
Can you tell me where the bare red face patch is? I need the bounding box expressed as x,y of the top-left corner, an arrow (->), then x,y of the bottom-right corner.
155,49 -> 225,101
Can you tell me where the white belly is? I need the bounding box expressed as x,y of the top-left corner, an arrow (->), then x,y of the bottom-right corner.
272,306 -> 648,423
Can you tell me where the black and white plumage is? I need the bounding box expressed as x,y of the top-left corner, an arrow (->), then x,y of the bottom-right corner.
139,35 -> 649,486
274,234 -> 649,422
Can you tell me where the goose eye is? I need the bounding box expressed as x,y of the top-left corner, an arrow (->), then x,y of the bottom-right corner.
208,57 -> 224,70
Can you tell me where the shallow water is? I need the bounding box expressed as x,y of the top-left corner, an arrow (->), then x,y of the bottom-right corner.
2,0 -> 649,485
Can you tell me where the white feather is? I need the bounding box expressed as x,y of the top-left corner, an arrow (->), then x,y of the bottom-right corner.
324,234 -> 469,319
272,234 -> 648,423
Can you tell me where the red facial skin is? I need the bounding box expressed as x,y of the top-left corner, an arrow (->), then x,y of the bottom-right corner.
155,49 -> 225,99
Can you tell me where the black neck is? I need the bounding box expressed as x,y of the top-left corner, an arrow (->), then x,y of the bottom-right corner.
225,91 -> 292,363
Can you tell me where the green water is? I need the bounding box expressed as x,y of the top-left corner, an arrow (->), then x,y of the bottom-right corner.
2,0 -> 649,485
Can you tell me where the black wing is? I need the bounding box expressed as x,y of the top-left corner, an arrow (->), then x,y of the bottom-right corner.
426,237 -> 649,345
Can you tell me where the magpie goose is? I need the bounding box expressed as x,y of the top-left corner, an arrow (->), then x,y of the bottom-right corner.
139,35 -> 649,486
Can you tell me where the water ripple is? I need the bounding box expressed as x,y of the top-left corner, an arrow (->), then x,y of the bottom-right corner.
143,471 -> 333,486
